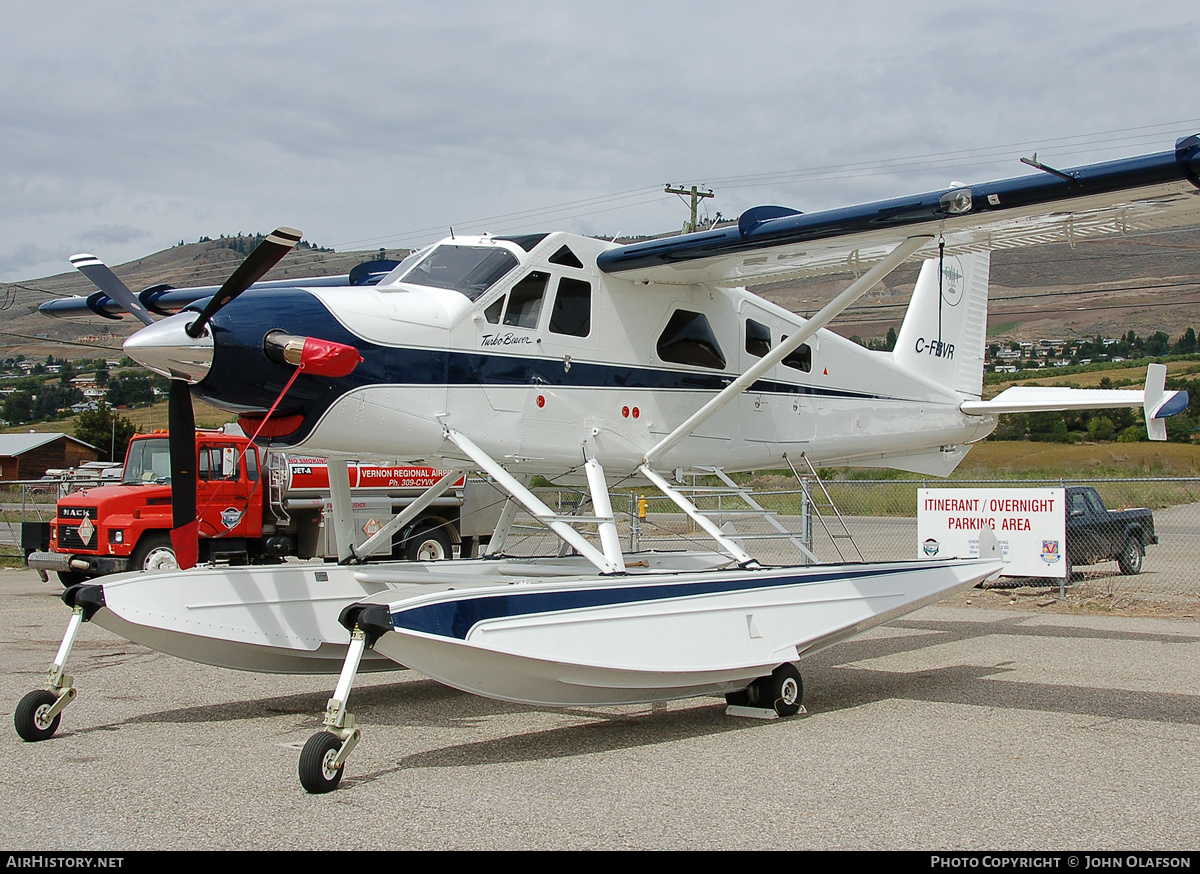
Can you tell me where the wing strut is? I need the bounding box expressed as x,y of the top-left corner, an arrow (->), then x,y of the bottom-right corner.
442,428 -> 623,575
642,234 -> 933,466
638,465 -> 759,568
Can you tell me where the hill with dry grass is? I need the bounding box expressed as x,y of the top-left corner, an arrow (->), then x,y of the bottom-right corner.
0,236 -> 396,359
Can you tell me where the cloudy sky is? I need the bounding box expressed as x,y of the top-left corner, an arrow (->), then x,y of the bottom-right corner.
3,1 -> 1199,283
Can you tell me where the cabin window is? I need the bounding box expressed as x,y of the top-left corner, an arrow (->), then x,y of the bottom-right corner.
779,335 -> 812,372
549,278 -> 591,337
549,245 -> 584,268
503,271 -> 549,329
745,319 -> 771,358
657,309 -> 726,370
400,245 -> 519,300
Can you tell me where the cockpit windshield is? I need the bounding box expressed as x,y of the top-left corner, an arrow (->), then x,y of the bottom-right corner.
398,245 -> 519,300
377,245 -> 433,286
122,437 -> 172,485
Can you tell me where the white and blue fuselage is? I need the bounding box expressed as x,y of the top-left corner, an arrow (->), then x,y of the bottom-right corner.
178,231 -> 994,480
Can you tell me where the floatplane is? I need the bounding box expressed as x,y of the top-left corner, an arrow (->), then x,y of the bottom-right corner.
16,135 -> 1199,793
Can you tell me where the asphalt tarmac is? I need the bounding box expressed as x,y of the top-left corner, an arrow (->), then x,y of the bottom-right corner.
2,567 -> 1198,851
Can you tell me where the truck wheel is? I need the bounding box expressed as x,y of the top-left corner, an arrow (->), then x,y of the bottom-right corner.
132,535 -> 179,573
404,524 -> 452,562
1118,535 -> 1143,575
56,571 -> 87,587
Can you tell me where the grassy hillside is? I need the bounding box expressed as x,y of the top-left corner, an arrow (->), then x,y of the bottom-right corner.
6,397 -> 233,441
955,439 -> 1200,478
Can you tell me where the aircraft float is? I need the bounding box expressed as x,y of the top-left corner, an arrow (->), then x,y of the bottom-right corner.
16,134 -> 1199,793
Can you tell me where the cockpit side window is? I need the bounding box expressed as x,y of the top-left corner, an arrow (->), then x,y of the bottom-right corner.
483,297 -> 504,324
503,271 -> 549,329
400,245 -> 519,300
657,310 -> 726,370
549,278 -> 591,337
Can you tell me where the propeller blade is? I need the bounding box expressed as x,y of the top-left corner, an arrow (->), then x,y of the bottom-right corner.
69,254 -> 156,326
186,227 -> 303,338
168,380 -> 199,570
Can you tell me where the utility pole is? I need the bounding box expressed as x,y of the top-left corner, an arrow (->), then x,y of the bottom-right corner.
664,184 -> 715,234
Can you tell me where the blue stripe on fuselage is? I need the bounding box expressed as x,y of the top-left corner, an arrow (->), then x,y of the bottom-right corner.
389,563 -> 925,640
198,288 -> 909,445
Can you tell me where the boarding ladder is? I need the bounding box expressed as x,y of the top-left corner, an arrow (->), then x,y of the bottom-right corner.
688,467 -> 821,564
783,453 -> 864,563
267,452 -> 291,527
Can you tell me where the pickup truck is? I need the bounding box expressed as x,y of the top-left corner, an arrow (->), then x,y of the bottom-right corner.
1066,485 -> 1156,575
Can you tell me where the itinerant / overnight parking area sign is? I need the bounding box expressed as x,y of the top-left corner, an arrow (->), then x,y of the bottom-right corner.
917,487 -> 1066,578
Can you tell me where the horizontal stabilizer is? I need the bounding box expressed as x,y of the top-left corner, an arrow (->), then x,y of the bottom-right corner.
960,364 -> 1188,442
962,386 -> 1155,413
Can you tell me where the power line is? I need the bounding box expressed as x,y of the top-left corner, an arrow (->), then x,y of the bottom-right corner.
321,118 -> 1200,253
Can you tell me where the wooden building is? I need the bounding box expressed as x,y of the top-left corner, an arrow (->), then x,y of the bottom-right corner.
0,434 -> 99,482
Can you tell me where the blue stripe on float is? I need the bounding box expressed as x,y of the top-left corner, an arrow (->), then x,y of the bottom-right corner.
389,563 -> 926,640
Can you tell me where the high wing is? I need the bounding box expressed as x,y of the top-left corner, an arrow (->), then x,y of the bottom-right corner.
597,135 -> 1200,287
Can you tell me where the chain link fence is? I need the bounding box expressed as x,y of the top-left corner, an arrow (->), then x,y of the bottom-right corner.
9,473 -> 1198,608
1,481 -> 66,559
491,477 -> 1200,607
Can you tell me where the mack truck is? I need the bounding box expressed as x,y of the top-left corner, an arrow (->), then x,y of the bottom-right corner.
25,425 -> 502,585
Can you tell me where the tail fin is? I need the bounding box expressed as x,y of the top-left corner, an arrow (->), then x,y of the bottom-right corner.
893,251 -> 990,398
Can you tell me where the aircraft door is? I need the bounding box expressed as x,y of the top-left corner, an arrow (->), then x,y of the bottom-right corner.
520,275 -> 598,457
474,270 -> 550,414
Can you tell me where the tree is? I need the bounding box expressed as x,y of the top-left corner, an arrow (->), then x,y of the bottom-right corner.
1145,331 -> 1170,357
106,373 -> 154,407
1175,327 -> 1197,355
3,392 -> 33,425
74,404 -> 137,463
1087,415 -> 1115,442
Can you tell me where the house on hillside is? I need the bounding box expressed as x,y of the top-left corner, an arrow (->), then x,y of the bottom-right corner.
0,433 -> 99,482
